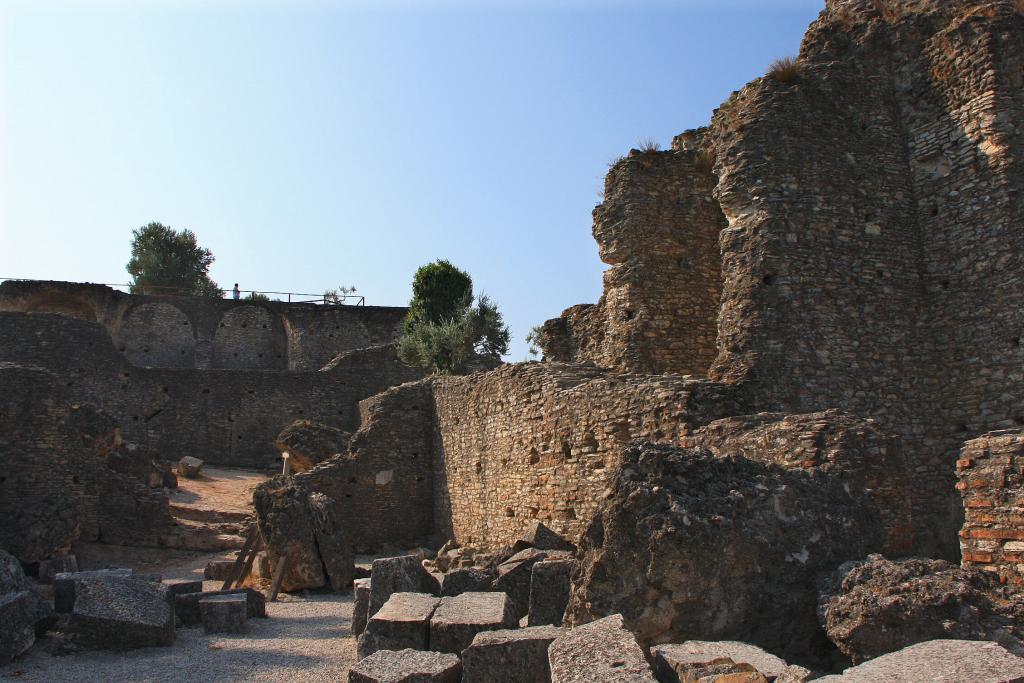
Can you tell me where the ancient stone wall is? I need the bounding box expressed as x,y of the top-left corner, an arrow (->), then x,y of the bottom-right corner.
0,313 -> 424,468
0,280 -> 406,371
957,429 -> 1024,587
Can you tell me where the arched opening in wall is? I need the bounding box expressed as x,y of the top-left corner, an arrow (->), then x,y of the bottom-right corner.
24,294 -> 97,322
116,302 -> 196,368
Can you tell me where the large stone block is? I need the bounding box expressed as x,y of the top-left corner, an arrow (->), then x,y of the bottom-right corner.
177,456 -> 204,478
814,640 -> 1024,683
253,479 -> 326,591
0,591 -> 36,665
549,614 -> 657,682
492,548 -> 559,620
54,568 -> 134,613
528,559 -> 573,626
175,588 -> 266,627
308,492 -> 355,591
37,554 -> 78,584
652,641 -> 789,683
357,592 -> 440,660
520,521 -> 575,552
0,549 -> 55,635
275,420 -> 351,473
353,577 -> 372,636
439,567 -> 493,597
462,625 -> 562,683
200,593 -> 248,634
429,591 -> 517,655
369,555 -> 438,618
349,648 -> 461,683
70,576 -> 174,650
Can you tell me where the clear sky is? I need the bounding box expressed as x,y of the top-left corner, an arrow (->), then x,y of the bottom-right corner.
0,0 -> 823,360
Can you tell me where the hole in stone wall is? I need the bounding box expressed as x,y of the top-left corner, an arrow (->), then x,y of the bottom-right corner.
119,346 -> 126,352
122,372 -> 130,379
143,348 -> 150,353
940,280 -> 950,290
233,352 -> 239,357
562,443 -> 572,459
162,386 -> 169,393
181,350 -> 186,355
220,323 -> 225,327
1013,416 -> 1024,426
474,461 -> 482,473
1014,337 -> 1022,349
763,274 -> 777,286
624,310 -> 636,321
262,324 -> 267,329
529,448 -> 540,465
237,435 -> 243,440
505,508 -> 515,517
202,388 -> 210,394
132,415 -> 139,421
411,452 -> 419,459
72,476 -> 80,485
349,477 -> 357,483
864,211 -> 874,221
0,477 -> 5,484
241,323 -> 247,328
955,423 -> 969,433
416,476 -> 424,482
930,206 -> 939,216
183,321 -> 189,325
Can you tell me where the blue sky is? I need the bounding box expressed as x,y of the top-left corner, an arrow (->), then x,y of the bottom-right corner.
0,0 -> 823,359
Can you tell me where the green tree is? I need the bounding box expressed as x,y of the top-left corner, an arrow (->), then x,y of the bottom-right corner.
126,222 -> 221,297
404,260 -> 473,333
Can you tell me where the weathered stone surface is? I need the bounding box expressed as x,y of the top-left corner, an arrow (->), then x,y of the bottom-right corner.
253,479 -> 326,591
429,591 -> 517,655
369,555 -> 438,618
275,420 -> 351,473
353,578 -> 372,636
528,559 -> 573,627
37,555 -> 78,584
175,588 -> 266,627
568,442 -> 883,665
357,592 -> 440,660
308,491 -> 355,591
0,591 -> 36,665
177,456 -> 203,478
549,614 -> 657,682
0,549 -> 55,635
652,641 -> 789,682
819,554 -> 1024,663
70,576 -> 174,649
439,567 -> 493,597
54,568 -> 134,613
165,580 -> 203,601
462,625 -> 562,683
492,548 -> 557,620
520,521 -> 575,552
776,665 -> 815,683
815,639 -> 1024,683
204,559 -> 235,581
349,648 -> 461,683
199,593 -> 248,634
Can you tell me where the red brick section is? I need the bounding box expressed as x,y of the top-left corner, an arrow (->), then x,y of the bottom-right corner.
957,430 -> 1024,587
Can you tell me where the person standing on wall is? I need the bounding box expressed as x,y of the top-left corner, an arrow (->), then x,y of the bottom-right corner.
232,283 -> 240,300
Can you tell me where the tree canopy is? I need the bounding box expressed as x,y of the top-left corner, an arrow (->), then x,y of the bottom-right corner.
404,259 -> 473,333
126,222 -> 221,297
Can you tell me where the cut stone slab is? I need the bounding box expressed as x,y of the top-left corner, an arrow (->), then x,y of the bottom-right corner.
204,559 -> 235,581
440,567 -> 494,597
549,614 -> 657,683
175,588 -> 266,627
520,521 -> 575,552
353,578 -> 372,636
369,555 -> 438,618
357,592 -> 441,660
54,568 -> 134,613
652,641 -> 789,682
177,456 -> 204,478
200,593 -> 248,634
38,554 -> 78,584
70,576 -> 174,650
430,591 -> 517,655
462,625 -> 563,683
0,591 -> 36,665
165,580 -> 203,601
349,648 -> 461,683
528,559 -> 573,626
492,548 -> 552,620
815,639 -> 1024,682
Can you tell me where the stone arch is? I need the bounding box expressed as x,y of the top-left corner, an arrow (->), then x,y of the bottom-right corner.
23,293 -> 97,322
213,305 -> 279,369
117,302 -> 195,367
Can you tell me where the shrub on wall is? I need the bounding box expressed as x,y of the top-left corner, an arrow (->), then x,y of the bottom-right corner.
126,222 -> 221,297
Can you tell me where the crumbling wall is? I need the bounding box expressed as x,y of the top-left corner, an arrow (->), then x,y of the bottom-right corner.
957,429 -> 1024,587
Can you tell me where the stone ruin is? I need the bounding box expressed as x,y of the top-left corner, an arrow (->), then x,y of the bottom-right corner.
3,0 -> 1024,680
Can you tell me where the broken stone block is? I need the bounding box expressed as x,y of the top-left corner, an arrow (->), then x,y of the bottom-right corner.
275,420 -> 351,473
200,593 -> 248,634
440,567 -> 494,597
177,456 -> 204,478
528,559 -> 573,626
348,648 -> 461,683
651,641 -> 789,682
776,665 -> 815,683
0,549 -> 56,635
369,555 -> 438,618
462,625 -> 562,683
204,559 -> 236,581
430,591 -> 517,655
70,576 -> 174,650
492,548 -> 553,620
353,578 -> 372,636
308,492 -> 355,590
813,639 -> 1024,683
38,554 -> 78,584
520,520 -> 575,552
357,592 -> 441,660
175,588 -> 266,627
548,614 -> 657,683
0,591 -> 36,665
54,568 -> 134,613
253,479 -> 327,592
165,580 -> 203,602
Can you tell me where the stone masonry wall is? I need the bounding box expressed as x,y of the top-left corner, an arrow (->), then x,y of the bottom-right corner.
0,280 -> 407,371
957,429 -> 1024,587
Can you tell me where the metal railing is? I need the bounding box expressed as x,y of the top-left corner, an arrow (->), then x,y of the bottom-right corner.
0,278 -> 366,306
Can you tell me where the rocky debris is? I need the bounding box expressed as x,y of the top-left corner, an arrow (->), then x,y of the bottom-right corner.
429,591 -> 517,655
493,548 -> 569,620
776,666 -> 815,683
54,568 -> 134,613
369,555 -> 439,618
549,614 -> 657,682
439,567 -> 494,597
308,492 -> 355,590
253,479 -> 327,591
461,625 -> 562,683
0,549 -> 55,635
652,642 -> 789,682
519,521 -> 576,552
349,648 -> 461,683
0,591 -> 37,664
69,575 -> 174,650
175,588 -> 266,627
199,593 -> 248,634
567,442 -> 883,665
275,420 -> 351,473
357,592 -> 441,660
177,456 -> 204,479
528,559 -> 573,626
204,559 -> 235,581
814,639 -> 1024,683
818,554 -> 1024,663
37,554 -> 78,583
353,578 -> 372,636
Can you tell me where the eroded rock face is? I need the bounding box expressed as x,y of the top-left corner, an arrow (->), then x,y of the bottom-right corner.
567,442 -> 883,665
548,614 -> 657,683
818,554 -> 1024,663
252,479 -> 326,591
275,420 -> 351,473
0,549 -> 55,635
813,639 -> 1024,683
307,492 -> 355,590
